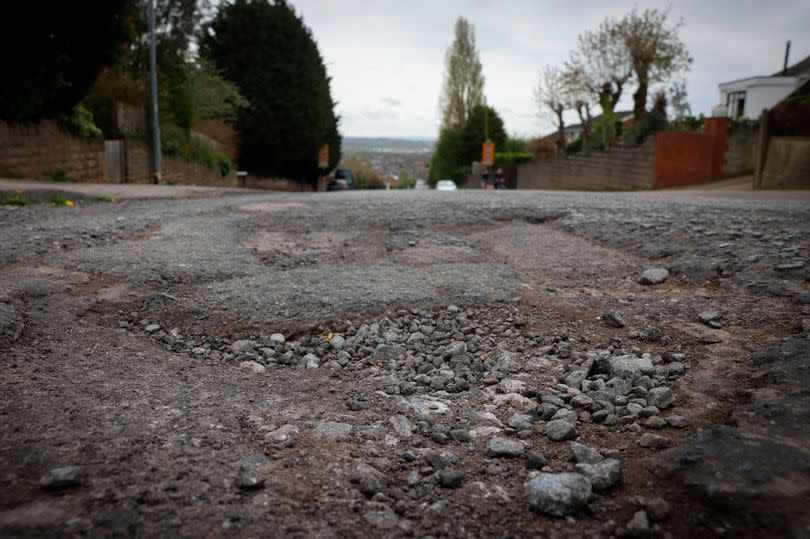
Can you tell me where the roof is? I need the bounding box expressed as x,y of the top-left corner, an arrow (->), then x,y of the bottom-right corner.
774,53 -> 810,77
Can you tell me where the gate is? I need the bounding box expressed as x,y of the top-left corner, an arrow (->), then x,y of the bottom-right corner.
104,140 -> 125,183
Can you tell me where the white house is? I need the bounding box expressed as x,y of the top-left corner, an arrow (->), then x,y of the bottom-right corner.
718,54 -> 810,119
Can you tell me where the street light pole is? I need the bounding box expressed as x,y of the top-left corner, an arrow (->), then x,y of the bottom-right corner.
147,0 -> 161,183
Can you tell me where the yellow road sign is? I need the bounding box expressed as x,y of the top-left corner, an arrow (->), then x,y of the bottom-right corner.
482,141 -> 495,166
318,144 -> 330,168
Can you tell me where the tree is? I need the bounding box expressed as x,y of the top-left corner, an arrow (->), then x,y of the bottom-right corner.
429,129 -> 466,186
191,61 -> 250,125
561,68 -> 595,153
535,67 -> 569,156
460,104 -> 507,165
439,17 -> 485,130
565,19 -> 633,118
617,8 -> 692,121
201,0 -> 341,183
0,1 -> 133,122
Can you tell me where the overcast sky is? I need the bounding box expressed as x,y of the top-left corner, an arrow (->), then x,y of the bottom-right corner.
285,0 -> 810,138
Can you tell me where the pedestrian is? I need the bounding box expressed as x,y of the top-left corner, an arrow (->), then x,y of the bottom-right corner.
481,168 -> 491,189
495,168 -> 505,190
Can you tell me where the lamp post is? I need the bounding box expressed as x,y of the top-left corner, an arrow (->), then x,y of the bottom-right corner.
147,0 -> 161,183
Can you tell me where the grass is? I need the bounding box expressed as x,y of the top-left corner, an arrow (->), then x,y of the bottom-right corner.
3,192 -> 28,206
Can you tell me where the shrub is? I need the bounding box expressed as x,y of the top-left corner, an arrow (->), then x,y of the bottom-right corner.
51,169 -> 76,182
219,154 -> 232,177
526,138 -> 556,160
494,152 -> 533,166
622,110 -> 668,146
3,192 -> 27,206
57,104 -> 102,137
565,139 -> 583,155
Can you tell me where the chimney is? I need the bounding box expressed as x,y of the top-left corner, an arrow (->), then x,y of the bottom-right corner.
783,40 -> 791,75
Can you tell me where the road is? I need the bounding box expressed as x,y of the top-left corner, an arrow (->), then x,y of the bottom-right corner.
1,189 -> 808,537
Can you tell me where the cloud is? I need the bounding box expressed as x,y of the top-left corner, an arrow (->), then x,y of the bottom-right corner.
288,0 -> 810,137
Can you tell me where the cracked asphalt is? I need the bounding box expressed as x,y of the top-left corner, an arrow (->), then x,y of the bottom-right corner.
1,189 -> 808,538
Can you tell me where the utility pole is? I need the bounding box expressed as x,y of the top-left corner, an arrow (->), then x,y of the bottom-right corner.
148,0 -> 161,184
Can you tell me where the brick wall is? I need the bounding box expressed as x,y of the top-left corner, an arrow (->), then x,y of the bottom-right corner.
653,118 -> 729,188
0,121 -> 105,181
123,138 -> 237,187
517,139 -> 656,190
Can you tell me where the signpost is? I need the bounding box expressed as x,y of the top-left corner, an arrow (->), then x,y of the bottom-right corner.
482,140 -> 495,167
318,144 -> 330,169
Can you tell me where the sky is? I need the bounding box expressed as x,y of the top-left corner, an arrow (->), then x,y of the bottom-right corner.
283,0 -> 810,139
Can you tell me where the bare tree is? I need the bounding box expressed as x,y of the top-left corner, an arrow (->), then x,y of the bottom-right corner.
565,19 -> 633,116
534,66 -> 569,156
617,8 -> 692,121
561,66 -> 595,153
439,17 -> 485,130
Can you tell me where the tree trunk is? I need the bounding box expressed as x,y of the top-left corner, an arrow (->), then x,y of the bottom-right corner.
633,75 -> 648,121
555,107 -> 565,157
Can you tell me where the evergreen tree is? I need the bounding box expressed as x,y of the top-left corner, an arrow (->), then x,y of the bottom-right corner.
201,0 -> 341,183
460,104 -> 506,165
439,17 -> 485,130
0,1 -> 133,122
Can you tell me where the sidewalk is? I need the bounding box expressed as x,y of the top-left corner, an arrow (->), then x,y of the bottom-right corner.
0,178 -> 262,203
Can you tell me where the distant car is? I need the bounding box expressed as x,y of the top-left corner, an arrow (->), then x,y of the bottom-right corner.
435,179 -> 458,191
333,168 -> 355,189
327,179 -> 349,191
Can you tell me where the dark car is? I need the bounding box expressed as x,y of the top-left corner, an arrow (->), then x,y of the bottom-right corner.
327,178 -> 349,191
333,168 -> 354,189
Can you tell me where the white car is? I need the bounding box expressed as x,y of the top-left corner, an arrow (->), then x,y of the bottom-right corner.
435,179 -> 458,191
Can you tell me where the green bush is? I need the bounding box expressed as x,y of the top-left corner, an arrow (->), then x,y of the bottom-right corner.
51,169 -> 76,182
565,139 -> 582,155
494,152 -> 533,166
622,111 -> 668,146
57,104 -> 102,137
3,193 -> 27,206
219,154 -> 232,177
429,128 -> 468,187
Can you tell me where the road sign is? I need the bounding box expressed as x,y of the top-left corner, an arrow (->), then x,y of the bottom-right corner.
318,144 -> 330,168
482,141 -> 495,166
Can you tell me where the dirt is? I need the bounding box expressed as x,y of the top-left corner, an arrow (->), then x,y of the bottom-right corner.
0,190 -> 808,538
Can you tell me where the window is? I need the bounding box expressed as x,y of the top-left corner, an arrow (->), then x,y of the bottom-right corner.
726,91 -> 746,119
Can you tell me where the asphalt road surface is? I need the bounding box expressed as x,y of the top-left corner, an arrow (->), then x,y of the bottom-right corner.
1,189 -> 808,537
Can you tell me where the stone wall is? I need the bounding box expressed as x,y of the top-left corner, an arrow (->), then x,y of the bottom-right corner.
122,138 -> 237,187
724,125 -> 757,177
759,137 -> 810,189
0,121 -> 105,181
516,139 -> 656,190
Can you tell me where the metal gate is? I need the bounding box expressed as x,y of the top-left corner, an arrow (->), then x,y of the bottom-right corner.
104,140 -> 125,183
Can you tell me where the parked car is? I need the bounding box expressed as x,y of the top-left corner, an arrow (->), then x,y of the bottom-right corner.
327,179 -> 349,191
435,179 -> 458,191
333,168 -> 354,189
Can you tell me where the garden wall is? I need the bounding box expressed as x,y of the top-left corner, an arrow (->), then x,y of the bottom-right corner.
0,121 -> 105,181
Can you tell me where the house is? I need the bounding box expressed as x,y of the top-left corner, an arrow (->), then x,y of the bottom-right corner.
718,53 -> 810,120
543,110 -> 634,143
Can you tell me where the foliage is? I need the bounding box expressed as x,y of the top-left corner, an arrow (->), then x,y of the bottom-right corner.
428,128 -> 468,186
667,79 -> 691,121
0,1 -> 134,122
622,109 -> 668,146
3,192 -> 28,206
201,0 -> 341,184
591,113 -> 622,150
565,18 -> 632,114
494,152 -> 533,167
616,8 -> 692,120
51,170 -> 76,183
526,138 -> 556,160
161,125 -> 230,171
504,137 -> 527,153
339,155 -> 383,190
460,105 -> 507,165
728,117 -> 759,134
192,61 -> 250,125
57,105 -> 103,138
440,17 -> 485,130
565,138 -> 583,155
